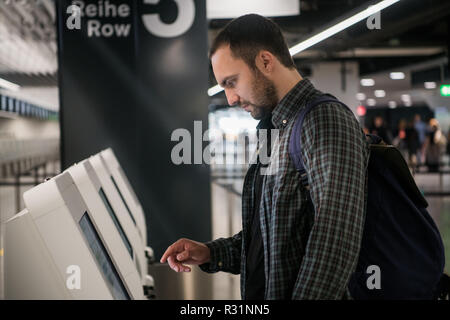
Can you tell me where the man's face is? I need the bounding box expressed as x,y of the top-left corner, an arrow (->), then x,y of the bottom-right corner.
211,45 -> 278,120
374,117 -> 383,127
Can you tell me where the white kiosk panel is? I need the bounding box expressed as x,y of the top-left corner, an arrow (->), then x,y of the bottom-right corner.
100,149 -> 147,246
65,160 -> 144,299
88,154 -> 146,282
5,172 -> 129,299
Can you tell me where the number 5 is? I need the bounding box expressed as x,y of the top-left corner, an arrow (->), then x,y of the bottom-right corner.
142,0 -> 195,38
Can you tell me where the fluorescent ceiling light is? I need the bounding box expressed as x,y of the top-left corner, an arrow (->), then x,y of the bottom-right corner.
390,72 -> 405,80
208,0 -> 400,96
401,94 -> 411,102
208,85 -> 223,97
388,101 -> 397,109
361,79 -> 375,87
0,78 -> 20,91
424,82 -> 436,89
404,101 -> 412,107
356,93 -> 366,101
374,90 -> 386,98
289,0 -> 400,56
207,0 -> 299,19
367,99 -> 376,106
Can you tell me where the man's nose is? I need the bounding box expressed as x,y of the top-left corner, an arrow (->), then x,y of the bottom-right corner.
225,89 -> 239,107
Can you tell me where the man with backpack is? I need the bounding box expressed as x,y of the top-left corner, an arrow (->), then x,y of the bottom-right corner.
160,14 -> 446,300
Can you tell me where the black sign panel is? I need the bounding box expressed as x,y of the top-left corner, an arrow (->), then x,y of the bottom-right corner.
57,0 -> 211,258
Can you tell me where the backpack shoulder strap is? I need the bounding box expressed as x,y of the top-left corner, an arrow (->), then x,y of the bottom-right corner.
288,94 -> 349,188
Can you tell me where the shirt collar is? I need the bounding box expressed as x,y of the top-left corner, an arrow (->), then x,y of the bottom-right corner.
271,78 -> 317,129
256,113 -> 274,130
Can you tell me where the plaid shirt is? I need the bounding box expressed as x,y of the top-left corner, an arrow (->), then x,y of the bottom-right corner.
200,79 -> 370,299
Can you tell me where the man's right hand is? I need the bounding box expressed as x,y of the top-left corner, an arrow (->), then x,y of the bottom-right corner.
160,238 -> 211,273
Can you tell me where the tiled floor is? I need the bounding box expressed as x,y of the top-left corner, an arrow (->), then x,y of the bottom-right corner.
414,173 -> 450,274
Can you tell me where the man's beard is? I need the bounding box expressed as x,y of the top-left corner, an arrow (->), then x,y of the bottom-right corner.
245,69 -> 278,120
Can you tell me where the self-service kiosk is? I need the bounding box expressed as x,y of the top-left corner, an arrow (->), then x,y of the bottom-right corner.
64,160 -> 144,299
5,172 -> 132,299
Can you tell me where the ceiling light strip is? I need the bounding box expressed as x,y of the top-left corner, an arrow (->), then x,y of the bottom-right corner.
0,77 -> 20,91
288,0 -> 400,56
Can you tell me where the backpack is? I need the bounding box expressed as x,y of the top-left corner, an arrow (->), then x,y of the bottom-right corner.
289,94 -> 446,299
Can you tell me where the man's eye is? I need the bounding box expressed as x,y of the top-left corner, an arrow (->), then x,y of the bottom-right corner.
227,81 -> 235,88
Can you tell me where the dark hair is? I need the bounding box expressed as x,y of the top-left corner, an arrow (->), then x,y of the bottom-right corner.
209,14 -> 295,70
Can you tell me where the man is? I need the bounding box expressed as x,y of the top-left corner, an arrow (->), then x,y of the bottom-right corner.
414,114 -> 427,147
161,14 -> 369,300
414,114 -> 427,164
369,116 -> 393,145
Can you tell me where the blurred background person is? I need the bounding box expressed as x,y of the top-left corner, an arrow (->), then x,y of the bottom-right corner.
370,115 -> 393,145
393,119 -> 408,160
405,120 -> 420,170
422,118 -> 447,173
414,114 -> 427,165
363,127 -> 370,135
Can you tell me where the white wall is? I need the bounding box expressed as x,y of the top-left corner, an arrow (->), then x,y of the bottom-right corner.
309,61 -> 360,115
0,116 -> 59,140
0,87 -> 59,112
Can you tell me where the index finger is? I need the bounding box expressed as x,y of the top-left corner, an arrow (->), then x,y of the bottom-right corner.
160,240 -> 185,263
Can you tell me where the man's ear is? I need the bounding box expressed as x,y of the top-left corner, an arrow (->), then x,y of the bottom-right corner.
255,50 -> 274,75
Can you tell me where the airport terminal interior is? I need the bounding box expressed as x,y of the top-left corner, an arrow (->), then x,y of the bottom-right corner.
0,0 -> 450,300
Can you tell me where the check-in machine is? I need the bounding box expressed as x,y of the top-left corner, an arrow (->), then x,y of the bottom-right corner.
5,172 -> 135,299
88,154 -> 147,286
64,160 -> 144,299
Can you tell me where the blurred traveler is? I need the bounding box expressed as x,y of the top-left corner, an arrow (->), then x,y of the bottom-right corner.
161,14 -> 369,300
422,118 -> 447,172
392,119 -> 408,159
414,114 -> 427,147
414,114 -> 427,165
404,120 -> 420,169
369,115 -> 393,145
